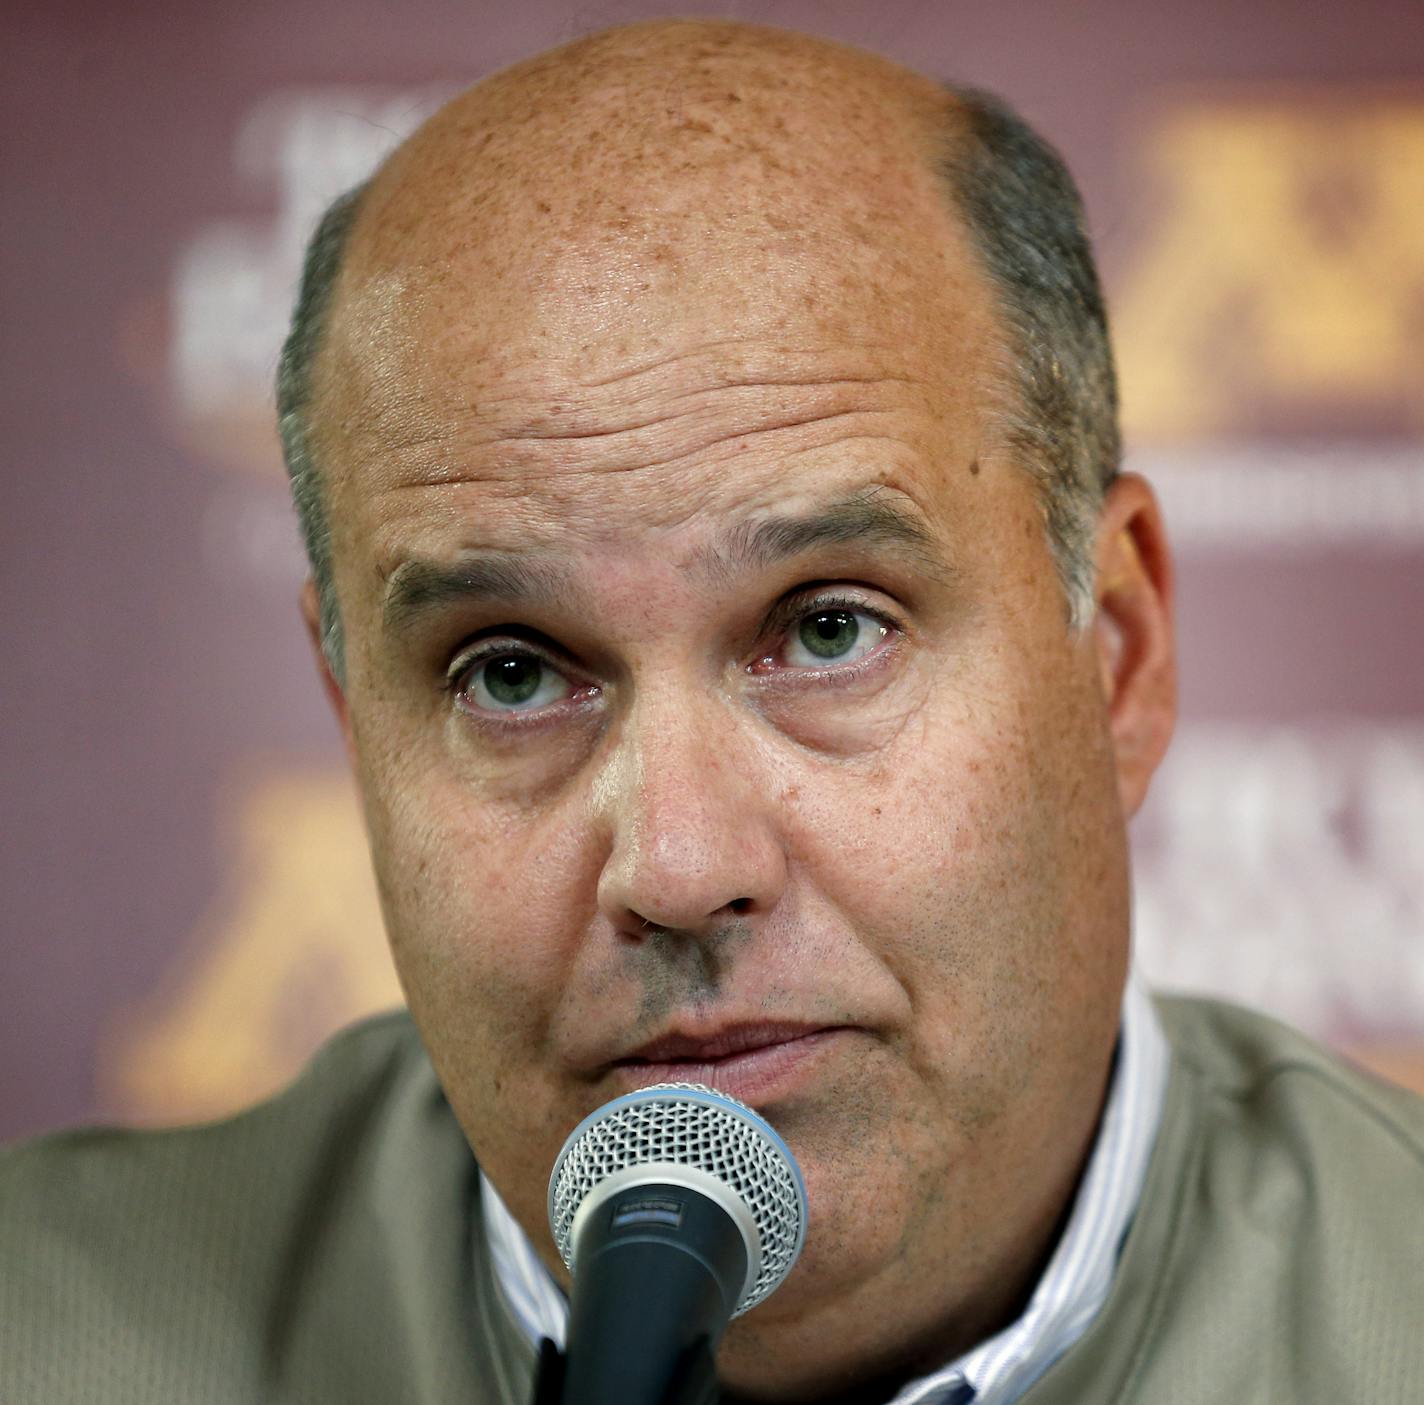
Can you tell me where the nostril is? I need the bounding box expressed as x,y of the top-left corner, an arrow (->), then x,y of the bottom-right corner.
728,897 -> 752,915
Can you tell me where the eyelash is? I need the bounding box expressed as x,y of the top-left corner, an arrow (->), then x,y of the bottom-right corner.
757,591 -> 901,671
444,589 -> 904,719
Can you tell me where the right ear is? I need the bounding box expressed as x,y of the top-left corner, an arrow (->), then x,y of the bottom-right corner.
301,577 -> 356,766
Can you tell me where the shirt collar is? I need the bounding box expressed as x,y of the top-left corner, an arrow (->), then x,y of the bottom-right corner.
478,972 -> 1170,1405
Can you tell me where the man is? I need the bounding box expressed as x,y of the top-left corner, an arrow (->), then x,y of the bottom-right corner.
3,19 -> 1421,1405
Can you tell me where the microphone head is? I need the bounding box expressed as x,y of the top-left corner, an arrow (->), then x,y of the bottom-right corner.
548,1082 -> 808,1316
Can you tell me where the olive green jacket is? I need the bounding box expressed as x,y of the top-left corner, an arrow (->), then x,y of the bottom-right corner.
3,997 -> 1422,1403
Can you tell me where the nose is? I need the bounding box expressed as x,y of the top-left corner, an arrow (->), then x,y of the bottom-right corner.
594,696 -> 788,938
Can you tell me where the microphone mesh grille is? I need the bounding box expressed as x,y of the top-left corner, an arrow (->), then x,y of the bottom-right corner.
548,1082 -> 806,1315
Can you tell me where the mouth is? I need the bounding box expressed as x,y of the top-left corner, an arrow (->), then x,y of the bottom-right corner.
608,1022 -> 849,1103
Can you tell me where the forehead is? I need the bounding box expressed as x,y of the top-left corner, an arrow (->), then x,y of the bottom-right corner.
344,22 -> 963,298
309,42 -> 1004,573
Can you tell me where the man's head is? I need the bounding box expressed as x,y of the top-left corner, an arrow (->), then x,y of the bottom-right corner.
278,20 -> 1174,1399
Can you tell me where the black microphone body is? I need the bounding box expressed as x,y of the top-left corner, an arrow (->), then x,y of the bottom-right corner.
543,1083 -> 808,1405
560,1179 -> 747,1405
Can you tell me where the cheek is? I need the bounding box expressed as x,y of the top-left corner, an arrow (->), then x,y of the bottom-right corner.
359,767 -> 617,1224
790,683 -> 1101,1072
794,708 -> 1056,935
359,757 -> 593,1068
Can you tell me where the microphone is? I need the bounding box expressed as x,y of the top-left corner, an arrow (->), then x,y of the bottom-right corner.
543,1082 -> 808,1405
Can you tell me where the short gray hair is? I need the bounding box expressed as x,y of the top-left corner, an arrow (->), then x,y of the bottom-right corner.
275,181 -> 367,680
942,86 -> 1120,630
275,88 -> 1118,674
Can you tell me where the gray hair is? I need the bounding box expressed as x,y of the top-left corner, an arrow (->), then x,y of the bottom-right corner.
275,181 -> 368,680
942,86 -> 1120,630
275,88 -> 1118,676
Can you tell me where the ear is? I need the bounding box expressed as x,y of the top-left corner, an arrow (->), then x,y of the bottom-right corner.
301,578 -> 357,767
1091,473 -> 1177,818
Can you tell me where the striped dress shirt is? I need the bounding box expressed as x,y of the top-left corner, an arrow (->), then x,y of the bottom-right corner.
479,973 -> 1170,1405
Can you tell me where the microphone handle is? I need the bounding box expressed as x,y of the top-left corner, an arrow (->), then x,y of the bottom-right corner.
559,1187 -> 746,1405
664,1335 -> 720,1405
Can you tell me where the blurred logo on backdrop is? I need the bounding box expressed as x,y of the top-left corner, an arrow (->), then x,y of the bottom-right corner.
1116,96 -> 1424,442
102,772 -> 400,1124
1107,93 -> 1424,1094
170,87 -> 452,478
106,91 -> 436,1123
106,86 -> 1424,1123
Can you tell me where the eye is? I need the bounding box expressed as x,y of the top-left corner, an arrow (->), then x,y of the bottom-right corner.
452,648 -> 574,714
782,605 -> 889,668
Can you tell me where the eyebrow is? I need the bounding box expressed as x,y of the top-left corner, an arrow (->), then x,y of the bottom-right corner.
702,487 -> 945,584
381,487 -> 948,635
383,554 -> 578,635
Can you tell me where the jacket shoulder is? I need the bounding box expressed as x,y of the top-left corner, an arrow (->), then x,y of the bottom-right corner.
1032,996 -> 1424,1405
1155,991 -> 1424,1167
0,1012 -> 469,1404
1139,994 -> 1424,1400
0,1009 -> 429,1211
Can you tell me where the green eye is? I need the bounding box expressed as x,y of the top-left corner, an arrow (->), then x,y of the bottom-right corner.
782,605 -> 888,669
456,650 -> 572,713
798,610 -> 861,660
483,655 -> 543,705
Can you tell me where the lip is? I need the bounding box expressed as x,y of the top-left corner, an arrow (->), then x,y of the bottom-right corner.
608,1023 -> 850,1103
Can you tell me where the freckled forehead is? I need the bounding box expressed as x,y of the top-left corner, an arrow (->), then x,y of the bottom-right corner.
311,22 -> 1001,537
325,30 -> 989,364
349,22 -> 964,283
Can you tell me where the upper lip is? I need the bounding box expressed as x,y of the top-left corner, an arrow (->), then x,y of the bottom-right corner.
615,1022 -> 837,1065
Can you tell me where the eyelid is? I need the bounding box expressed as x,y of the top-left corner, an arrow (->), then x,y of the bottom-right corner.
445,637 -> 594,731
444,633 -> 567,690
763,588 -> 903,649
741,589 -> 903,689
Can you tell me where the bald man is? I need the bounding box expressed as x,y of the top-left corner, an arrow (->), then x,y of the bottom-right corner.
3,21 -> 1422,1405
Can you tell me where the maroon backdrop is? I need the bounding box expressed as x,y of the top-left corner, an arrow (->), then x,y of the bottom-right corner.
5,0 -> 1423,1143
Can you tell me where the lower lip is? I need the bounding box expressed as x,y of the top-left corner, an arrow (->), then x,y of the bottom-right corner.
611,1028 -> 847,1104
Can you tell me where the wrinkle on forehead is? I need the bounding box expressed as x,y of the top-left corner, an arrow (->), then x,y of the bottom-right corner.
362,366 -> 933,491
310,20 -> 1001,541
367,429 -> 946,583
